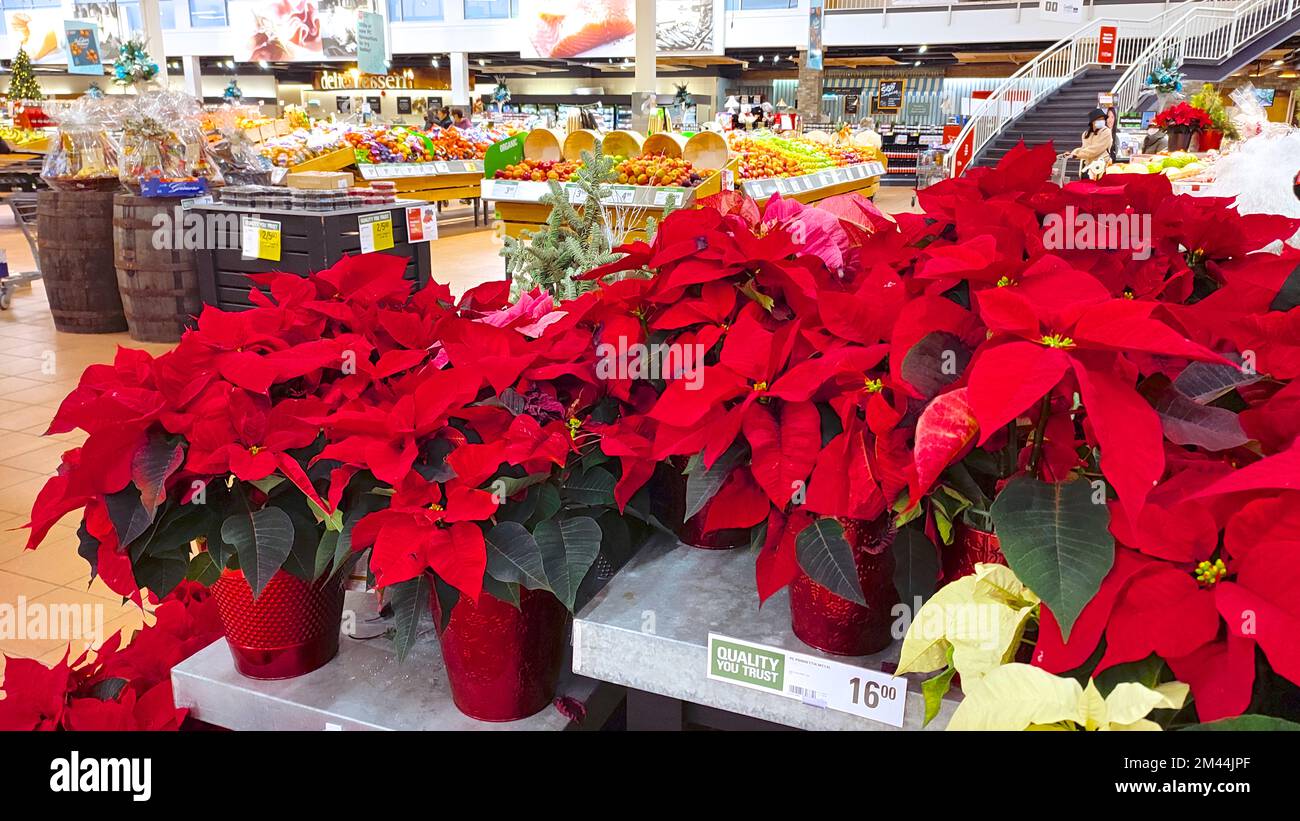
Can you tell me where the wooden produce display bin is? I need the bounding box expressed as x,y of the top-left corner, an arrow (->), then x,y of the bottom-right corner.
739,159 -> 888,206
288,146 -> 357,174
192,200 -> 433,312
485,158 -> 739,243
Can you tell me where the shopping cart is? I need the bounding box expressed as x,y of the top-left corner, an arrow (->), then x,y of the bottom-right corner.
913,147 -> 950,206
1052,152 -> 1089,186
1,192 -> 42,310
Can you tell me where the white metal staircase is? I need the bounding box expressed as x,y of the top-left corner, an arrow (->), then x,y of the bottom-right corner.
950,0 -> 1299,176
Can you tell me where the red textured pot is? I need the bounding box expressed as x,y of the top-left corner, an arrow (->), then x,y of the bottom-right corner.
1197,129 -> 1223,151
942,523 -> 1006,583
1166,129 -> 1194,152
210,568 -> 344,680
788,518 -> 899,656
431,584 -> 570,722
653,456 -> 750,549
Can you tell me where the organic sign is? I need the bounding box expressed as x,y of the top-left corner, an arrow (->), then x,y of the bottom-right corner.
484,135 -> 525,180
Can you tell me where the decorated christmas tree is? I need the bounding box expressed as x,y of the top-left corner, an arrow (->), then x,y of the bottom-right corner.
7,48 -> 43,102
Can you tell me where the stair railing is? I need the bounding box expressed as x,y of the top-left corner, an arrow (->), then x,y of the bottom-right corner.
947,0 -> 1205,176
1112,0 -> 1298,114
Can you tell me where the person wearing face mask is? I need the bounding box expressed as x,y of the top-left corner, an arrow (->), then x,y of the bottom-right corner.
1072,108 -> 1114,168
1142,122 -> 1168,154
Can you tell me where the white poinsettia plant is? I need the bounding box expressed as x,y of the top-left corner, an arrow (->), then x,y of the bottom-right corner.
898,563 -> 1189,731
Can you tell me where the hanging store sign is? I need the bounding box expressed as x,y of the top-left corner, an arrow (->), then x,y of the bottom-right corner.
1097,25 -> 1119,64
356,10 -> 387,76
1039,0 -> 1084,23
807,0 -> 825,71
64,21 -> 105,75
314,68 -> 448,91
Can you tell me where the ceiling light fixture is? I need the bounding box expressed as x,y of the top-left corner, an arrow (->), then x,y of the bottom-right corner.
918,45 -> 928,54
758,55 -> 765,62
478,58 -> 487,66
257,60 -> 268,69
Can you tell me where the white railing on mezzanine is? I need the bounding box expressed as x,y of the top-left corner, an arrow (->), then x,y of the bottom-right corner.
1111,0 -> 1300,114
946,0 -> 1216,176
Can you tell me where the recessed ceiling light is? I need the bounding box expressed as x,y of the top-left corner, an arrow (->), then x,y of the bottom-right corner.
914,61 -> 921,66
431,58 -> 440,67
478,58 -> 487,66
758,55 -> 765,62
918,45 -> 928,54
257,60 -> 268,69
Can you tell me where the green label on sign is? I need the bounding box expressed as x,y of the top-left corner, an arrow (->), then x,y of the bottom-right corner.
709,637 -> 785,691
484,135 -> 524,180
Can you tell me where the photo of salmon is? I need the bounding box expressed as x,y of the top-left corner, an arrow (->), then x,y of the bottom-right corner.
523,0 -> 636,59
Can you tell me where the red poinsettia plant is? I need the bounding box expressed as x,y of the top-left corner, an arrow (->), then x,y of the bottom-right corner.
22,255 -> 461,605
0,581 -> 222,730
584,190 -> 935,607
1154,102 -> 1212,132
891,143 -> 1300,723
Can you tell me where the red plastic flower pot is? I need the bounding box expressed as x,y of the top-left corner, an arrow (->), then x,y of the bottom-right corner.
653,457 -> 750,550
1197,129 -> 1224,152
942,523 -> 1006,583
210,568 -> 345,680
788,518 -> 899,656
431,584 -> 570,722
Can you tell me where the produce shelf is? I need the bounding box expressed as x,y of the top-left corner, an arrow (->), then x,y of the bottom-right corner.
740,161 -> 886,204
172,591 -> 619,731
288,146 -> 357,174
572,534 -> 957,731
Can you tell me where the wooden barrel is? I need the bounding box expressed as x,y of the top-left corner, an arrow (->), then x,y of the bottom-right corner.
36,189 -> 128,333
112,194 -> 201,343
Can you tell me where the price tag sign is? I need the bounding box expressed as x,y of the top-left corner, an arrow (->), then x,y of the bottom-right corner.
358,211 -> 395,254
181,195 -> 213,210
653,187 -> 685,207
706,633 -> 907,727
240,216 -> 281,261
434,162 -> 451,173
721,169 -> 735,192
493,180 -> 519,198
405,204 -> 437,242
566,184 -> 587,204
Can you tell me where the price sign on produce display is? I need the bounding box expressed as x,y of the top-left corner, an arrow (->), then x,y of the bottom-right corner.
405,205 -> 438,243
706,634 -> 907,726
653,188 -> 685,207
358,212 -> 395,254
241,217 -> 281,262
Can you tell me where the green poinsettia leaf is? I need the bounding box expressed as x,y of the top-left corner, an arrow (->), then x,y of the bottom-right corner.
534,516 -> 602,611
794,518 -> 866,606
220,506 -> 295,600
989,476 -> 1113,641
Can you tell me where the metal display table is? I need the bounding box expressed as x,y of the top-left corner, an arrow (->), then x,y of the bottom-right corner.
572,535 -> 957,731
172,590 -> 618,731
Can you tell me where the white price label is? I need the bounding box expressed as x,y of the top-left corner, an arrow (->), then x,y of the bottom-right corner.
434,162 -> 450,173
706,633 -> 907,727
653,187 -> 685,207
181,195 -> 213,210
494,180 -> 519,198
566,184 -> 587,204
606,186 -> 635,204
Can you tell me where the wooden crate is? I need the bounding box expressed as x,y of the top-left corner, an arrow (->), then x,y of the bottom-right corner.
392,171 -> 484,203
192,202 -> 432,312
492,159 -> 737,243
289,147 -> 357,174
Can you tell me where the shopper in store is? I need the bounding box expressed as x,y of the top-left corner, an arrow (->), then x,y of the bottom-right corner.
451,108 -> 472,129
1071,107 -> 1114,171
431,106 -> 454,129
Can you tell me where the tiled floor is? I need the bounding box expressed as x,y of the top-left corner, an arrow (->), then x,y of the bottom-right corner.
0,187 -> 920,678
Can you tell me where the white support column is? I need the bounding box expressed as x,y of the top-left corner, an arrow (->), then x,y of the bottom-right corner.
180,55 -> 203,99
140,0 -> 169,82
632,0 -> 656,132
450,52 -> 471,107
